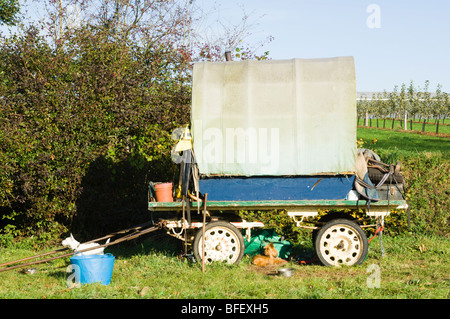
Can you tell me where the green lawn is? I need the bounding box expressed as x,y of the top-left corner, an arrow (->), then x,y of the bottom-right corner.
0,233 -> 448,299
357,118 -> 450,135
357,126 -> 449,160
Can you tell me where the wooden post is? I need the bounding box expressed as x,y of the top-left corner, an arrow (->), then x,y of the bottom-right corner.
182,196 -> 187,255
202,193 -> 208,272
404,110 -> 408,130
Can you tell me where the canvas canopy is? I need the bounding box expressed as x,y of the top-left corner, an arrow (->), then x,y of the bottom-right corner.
191,57 -> 356,176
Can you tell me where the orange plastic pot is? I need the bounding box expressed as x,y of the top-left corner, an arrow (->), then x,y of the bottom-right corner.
154,183 -> 173,202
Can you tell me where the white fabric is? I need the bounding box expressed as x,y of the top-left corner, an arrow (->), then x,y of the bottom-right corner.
191,57 -> 356,176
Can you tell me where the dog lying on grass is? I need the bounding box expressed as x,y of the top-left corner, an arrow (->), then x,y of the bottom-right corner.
252,242 -> 287,266
62,234 -> 110,255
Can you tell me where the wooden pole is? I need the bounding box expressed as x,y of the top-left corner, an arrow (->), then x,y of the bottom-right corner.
0,220 -> 155,269
182,195 -> 187,255
0,247 -> 69,268
202,193 -> 208,272
0,224 -> 161,273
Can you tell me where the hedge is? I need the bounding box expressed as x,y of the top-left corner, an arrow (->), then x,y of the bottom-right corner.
0,25 -> 190,244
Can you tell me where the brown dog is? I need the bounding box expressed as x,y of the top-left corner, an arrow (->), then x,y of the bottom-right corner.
252,242 -> 287,266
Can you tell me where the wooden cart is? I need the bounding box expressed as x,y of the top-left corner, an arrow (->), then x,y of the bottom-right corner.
149,57 -> 409,267
148,197 -> 409,266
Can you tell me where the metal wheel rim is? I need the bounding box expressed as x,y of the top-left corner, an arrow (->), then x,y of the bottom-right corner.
197,226 -> 241,264
318,223 -> 364,266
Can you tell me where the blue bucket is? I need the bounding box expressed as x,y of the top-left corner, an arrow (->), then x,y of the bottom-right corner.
70,253 -> 115,285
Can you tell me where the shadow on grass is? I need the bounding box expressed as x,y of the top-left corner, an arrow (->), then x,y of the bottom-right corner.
69,147 -> 178,240
104,230 -> 183,260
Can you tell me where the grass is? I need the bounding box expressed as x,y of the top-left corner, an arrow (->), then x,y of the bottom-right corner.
357,118 -> 450,135
0,233 -> 449,299
357,126 -> 449,160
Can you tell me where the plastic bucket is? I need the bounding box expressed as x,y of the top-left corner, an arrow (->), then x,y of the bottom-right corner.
155,182 -> 173,202
70,253 -> 115,285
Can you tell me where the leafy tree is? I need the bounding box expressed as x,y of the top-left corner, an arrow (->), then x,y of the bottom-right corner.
356,96 -> 369,126
398,83 -> 408,130
407,81 -> 420,121
0,0 -> 20,26
376,91 -> 390,128
443,91 -> 450,124
387,86 -> 401,129
357,81 -> 448,132
419,80 -> 433,131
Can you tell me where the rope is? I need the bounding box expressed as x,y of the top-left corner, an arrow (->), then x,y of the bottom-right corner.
368,226 -> 384,244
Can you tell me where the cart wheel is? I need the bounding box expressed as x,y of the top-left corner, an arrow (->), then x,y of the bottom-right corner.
315,219 -> 368,267
192,221 -> 245,265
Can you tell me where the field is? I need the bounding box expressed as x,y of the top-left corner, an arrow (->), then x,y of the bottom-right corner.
357,126 -> 450,159
0,127 -> 448,302
357,118 -> 450,136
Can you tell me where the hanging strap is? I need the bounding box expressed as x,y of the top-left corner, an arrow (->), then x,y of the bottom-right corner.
368,226 -> 384,243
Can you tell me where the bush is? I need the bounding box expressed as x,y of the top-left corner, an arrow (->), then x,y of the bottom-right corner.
401,153 -> 449,236
0,25 -> 190,244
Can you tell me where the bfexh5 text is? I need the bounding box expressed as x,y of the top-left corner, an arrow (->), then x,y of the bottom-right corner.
225,303 -> 269,314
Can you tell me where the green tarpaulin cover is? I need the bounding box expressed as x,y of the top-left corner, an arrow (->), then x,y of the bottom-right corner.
191,57 -> 357,176
243,229 -> 292,259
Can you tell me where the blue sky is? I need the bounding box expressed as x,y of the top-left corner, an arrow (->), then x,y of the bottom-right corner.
200,0 -> 450,92
3,1 -> 448,93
